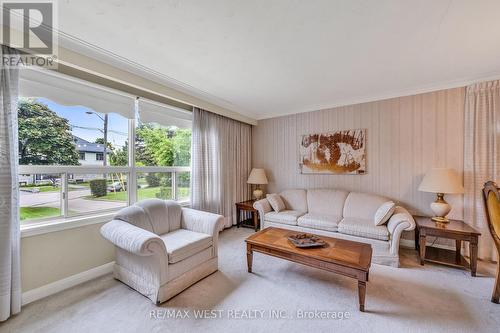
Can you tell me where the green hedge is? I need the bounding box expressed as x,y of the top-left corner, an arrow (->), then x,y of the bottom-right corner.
145,173 -> 161,187
89,179 -> 107,197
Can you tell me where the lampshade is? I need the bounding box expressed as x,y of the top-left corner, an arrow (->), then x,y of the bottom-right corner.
418,168 -> 464,194
247,168 -> 268,185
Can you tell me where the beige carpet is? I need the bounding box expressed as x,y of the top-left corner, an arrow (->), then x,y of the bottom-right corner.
2,227 -> 499,333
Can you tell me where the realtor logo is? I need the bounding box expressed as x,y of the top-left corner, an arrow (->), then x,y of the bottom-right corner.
1,0 -> 57,67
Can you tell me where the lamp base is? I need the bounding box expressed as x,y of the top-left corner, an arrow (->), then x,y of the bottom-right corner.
253,188 -> 263,200
431,216 -> 450,223
430,193 -> 451,223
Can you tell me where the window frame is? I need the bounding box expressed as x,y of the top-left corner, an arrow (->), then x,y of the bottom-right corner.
19,111 -> 192,227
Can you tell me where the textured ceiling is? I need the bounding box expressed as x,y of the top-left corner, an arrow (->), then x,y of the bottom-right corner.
58,0 -> 500,119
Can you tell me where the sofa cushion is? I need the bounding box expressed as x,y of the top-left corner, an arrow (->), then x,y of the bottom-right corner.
264,210 -> 304,225
374,201 -> 396,226
280,189 -> 308,213
297,213 -> 342,232
266,193 -> 286,212
338,217 -> 390,241
343,192 -> 391,221
307,189 -> 349,216
160,229 -> 213,264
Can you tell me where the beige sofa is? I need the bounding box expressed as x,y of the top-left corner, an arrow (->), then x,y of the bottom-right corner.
100,199 -> 224,303
253,189 -> 415,267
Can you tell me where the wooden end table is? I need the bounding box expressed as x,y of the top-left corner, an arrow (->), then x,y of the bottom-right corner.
235,199 -> 259,231
414,216 -> 481,276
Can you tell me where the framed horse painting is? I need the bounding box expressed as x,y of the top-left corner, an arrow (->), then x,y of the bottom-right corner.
299,129 -> 366,175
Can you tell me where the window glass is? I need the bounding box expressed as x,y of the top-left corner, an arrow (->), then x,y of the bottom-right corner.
18,98 -> 129,166
176,171 -> 190,201
19,173 -> 62,222
137,172 -> 173,201
67,173 -> 128,216
135,123 -> 191,167
17,70 -> 192,224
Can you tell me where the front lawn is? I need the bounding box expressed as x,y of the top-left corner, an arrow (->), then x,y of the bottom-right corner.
84,187 -> 190,202
20,207 -> 60,221
20,185 -> 60,193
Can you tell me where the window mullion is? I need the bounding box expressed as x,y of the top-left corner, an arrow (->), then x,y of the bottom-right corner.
172,171 -> 177,200
62,172 -> 69,218
128,115 -> 137,205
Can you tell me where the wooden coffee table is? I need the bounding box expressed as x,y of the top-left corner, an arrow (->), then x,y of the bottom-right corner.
245,227 -> 372,311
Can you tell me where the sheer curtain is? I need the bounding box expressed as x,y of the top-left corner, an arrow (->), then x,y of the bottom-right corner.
464,80 -> 500,261
191,108 -> 252,229
0,46 -> 21,321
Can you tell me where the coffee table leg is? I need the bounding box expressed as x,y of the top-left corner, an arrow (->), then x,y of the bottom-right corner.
246,244 -> 253,273
358,280 -> 366,312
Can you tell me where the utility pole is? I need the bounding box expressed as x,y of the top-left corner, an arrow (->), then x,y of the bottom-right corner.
103,113 -> 108,167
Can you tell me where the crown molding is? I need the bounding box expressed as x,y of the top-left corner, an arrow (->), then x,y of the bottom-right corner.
255,71 -> 500,120
56,32 -> 259,123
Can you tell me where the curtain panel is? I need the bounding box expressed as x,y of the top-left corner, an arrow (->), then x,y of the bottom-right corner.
464,80 -> 500,261
191,108 -> 252,228
0,45 -> 21,321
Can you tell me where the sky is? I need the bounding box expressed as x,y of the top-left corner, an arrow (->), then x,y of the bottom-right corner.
37,98 -> 129,149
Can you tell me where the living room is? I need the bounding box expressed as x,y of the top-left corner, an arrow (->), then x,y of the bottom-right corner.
1,1 -> 499,333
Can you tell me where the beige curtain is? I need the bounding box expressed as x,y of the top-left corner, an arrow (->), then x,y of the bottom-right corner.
0,46 -> 21,321
464,80 -> 500,261
191,108 -> 252,228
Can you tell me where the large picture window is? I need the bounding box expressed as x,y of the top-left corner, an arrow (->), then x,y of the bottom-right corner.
18,69 -> 192,224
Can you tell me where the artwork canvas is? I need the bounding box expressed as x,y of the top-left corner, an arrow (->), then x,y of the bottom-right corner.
299,129 -> 366,174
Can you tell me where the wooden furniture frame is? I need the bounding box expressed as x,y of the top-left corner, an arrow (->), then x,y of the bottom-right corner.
414,216 -> 481,276
245,227 -> 372,311
235,199 -> 259,231
482,181 -> 500,304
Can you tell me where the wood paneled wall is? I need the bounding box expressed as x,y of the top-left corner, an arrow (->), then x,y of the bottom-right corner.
252,87 -> 466,219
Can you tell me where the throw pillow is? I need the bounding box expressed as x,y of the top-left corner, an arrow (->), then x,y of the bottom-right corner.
267,193 -> 286,212
374,201 -> 396,226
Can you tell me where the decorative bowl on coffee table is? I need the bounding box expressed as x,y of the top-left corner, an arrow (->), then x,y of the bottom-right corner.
287,233 -> 326,248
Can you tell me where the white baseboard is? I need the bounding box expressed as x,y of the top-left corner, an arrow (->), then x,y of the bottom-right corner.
22,261 -> 114,306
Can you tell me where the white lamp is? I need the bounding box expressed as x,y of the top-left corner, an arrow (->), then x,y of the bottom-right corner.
418,168 -> 464,223
247,168 -> 268,200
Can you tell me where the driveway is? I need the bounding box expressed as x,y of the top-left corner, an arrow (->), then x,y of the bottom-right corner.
20,189 -> 126,213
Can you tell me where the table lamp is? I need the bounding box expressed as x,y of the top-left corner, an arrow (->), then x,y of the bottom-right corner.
247,168 -> 268,199
418,168 -> 464,223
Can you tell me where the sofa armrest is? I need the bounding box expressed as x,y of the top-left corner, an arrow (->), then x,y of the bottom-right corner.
100,220 -> 166,256
387,206 -> 416,255
387,206 -> 416,233
181,208 -> 224,235
253,198 -> 272,225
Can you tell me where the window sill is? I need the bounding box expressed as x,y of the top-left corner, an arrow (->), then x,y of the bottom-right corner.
20,212 -> 116,238
20,201 -> 191,238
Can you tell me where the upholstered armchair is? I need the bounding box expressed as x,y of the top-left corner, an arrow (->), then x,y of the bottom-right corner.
483,181 -> 500,304
100,199 -> 224,304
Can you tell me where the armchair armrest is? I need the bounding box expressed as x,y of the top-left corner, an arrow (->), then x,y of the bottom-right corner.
101,220 -> 166,256
181,208 -> 224,235
253,198 -> 272,224
386,206 -> 416,255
